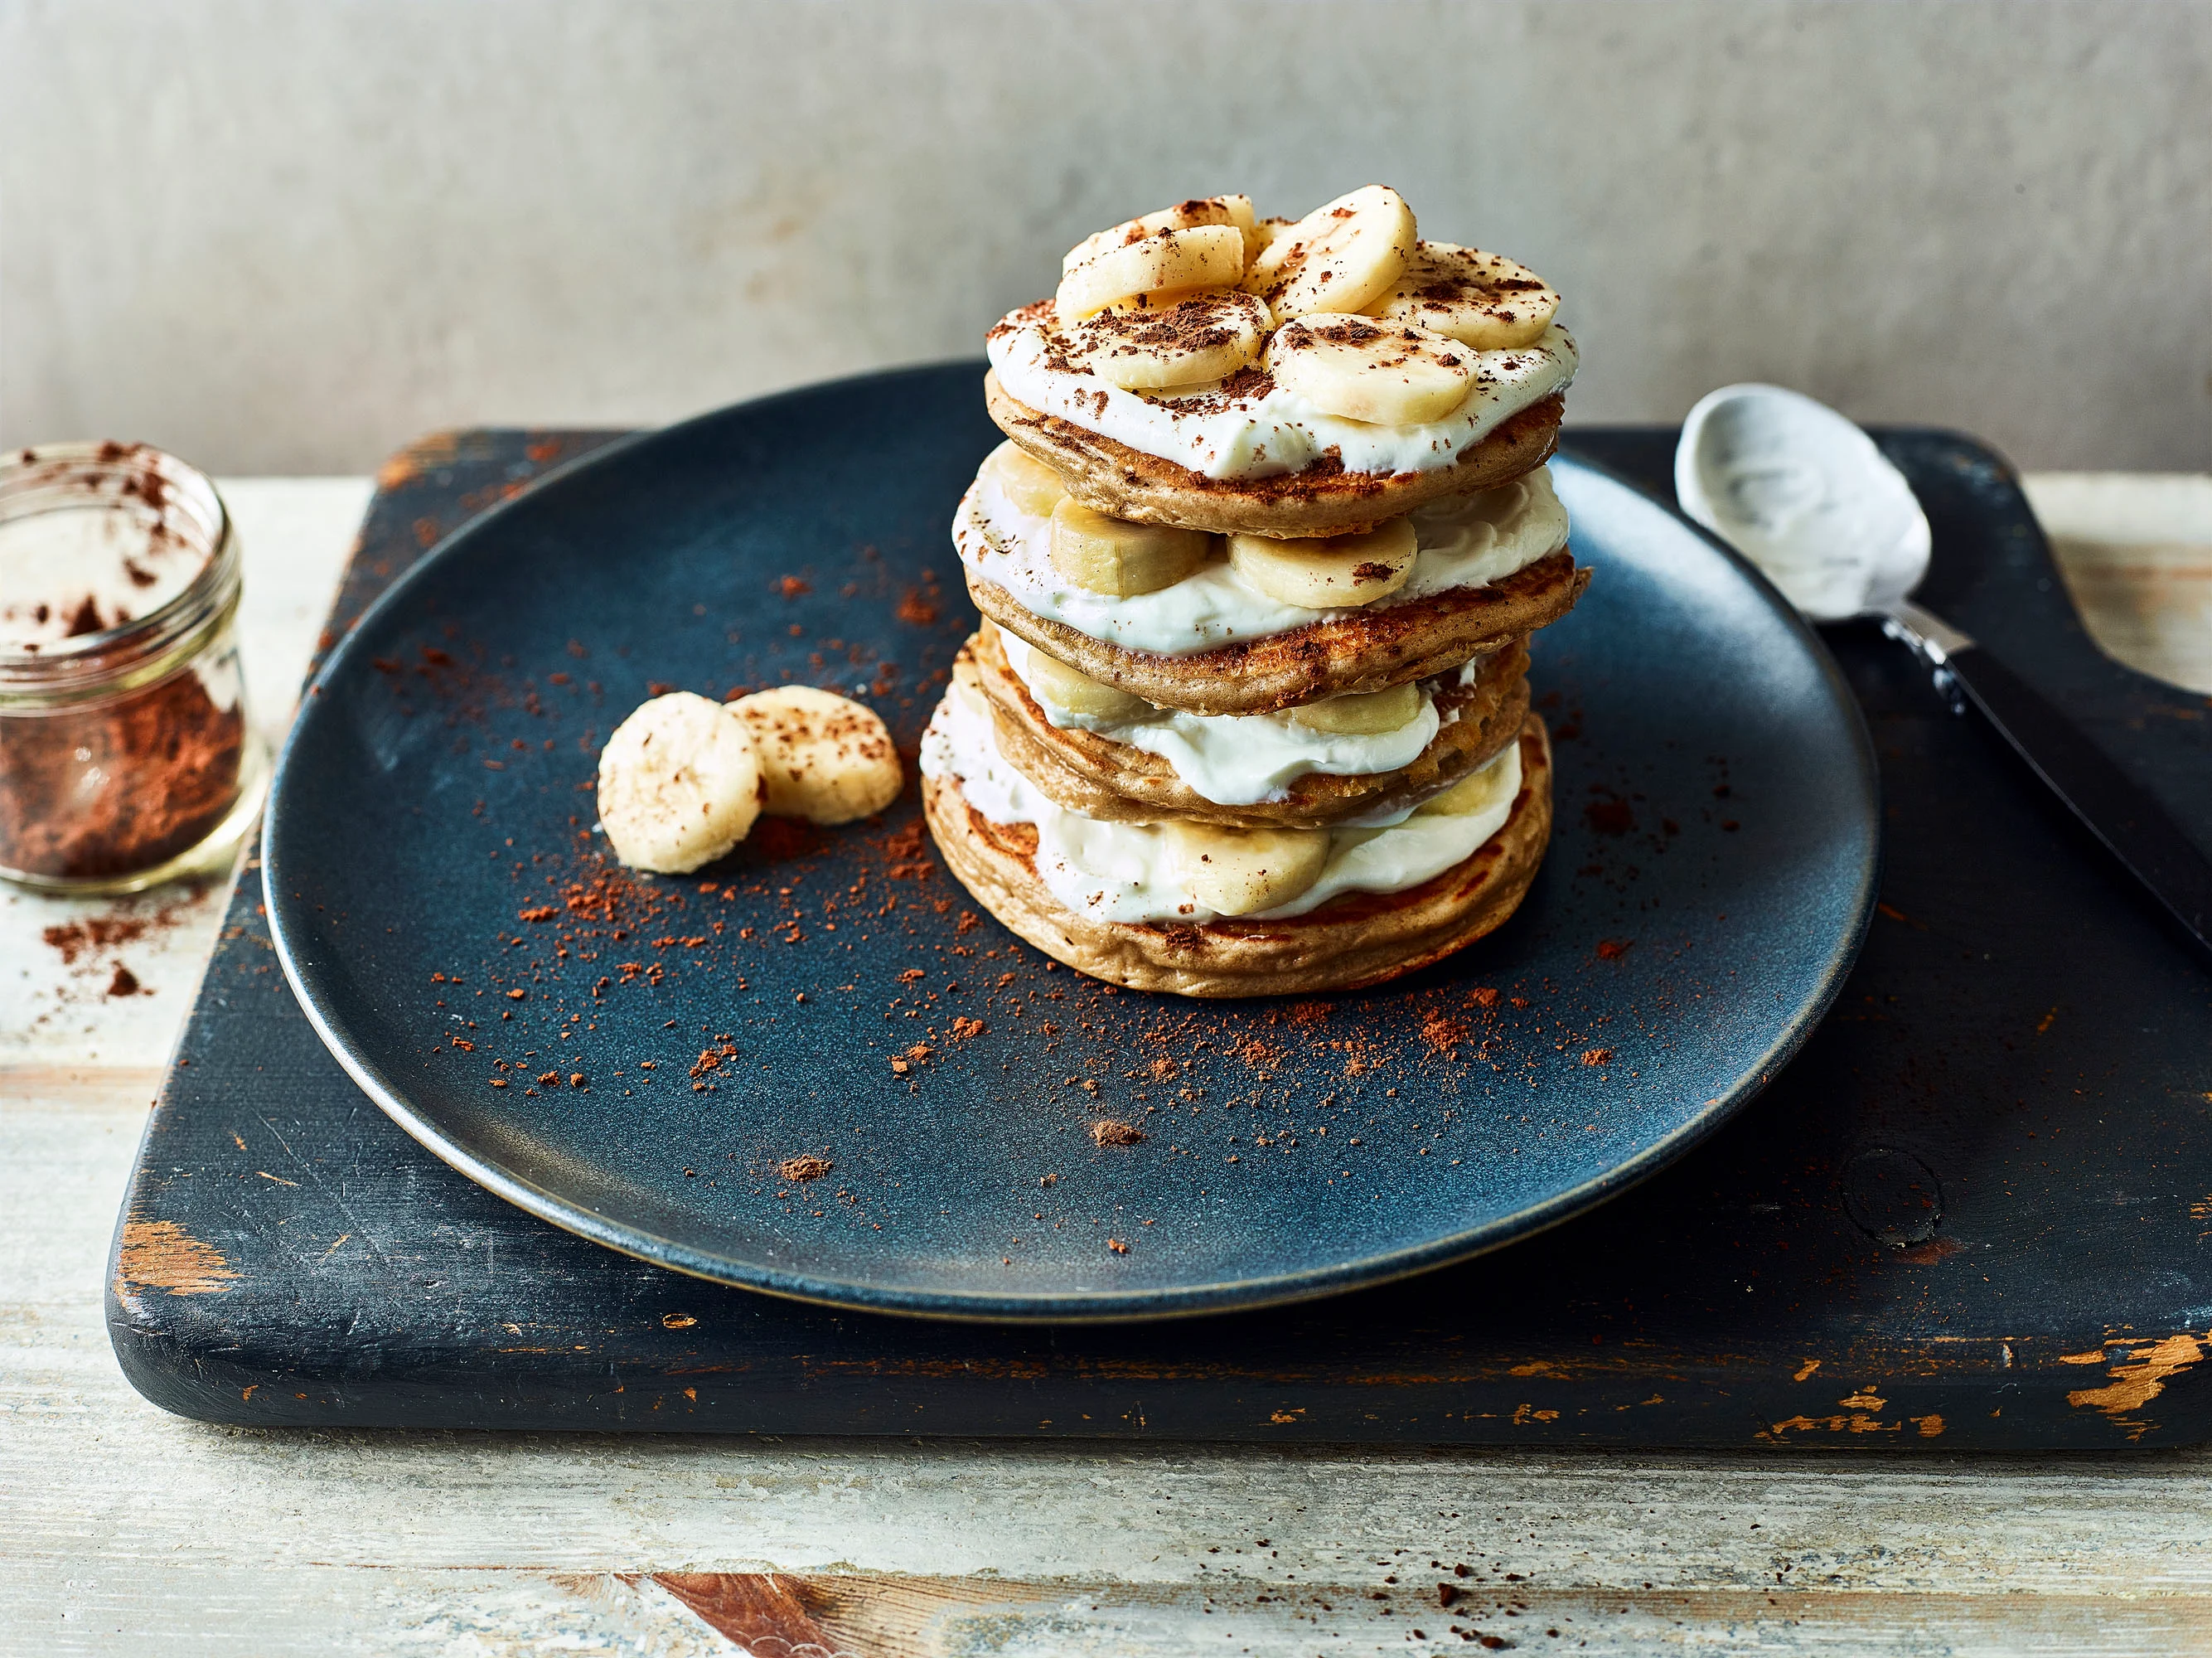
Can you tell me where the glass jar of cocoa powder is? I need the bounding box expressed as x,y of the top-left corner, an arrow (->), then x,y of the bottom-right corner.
0,442 -> 266,893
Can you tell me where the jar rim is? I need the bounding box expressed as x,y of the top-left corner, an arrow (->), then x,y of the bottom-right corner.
0,442 -> 239,699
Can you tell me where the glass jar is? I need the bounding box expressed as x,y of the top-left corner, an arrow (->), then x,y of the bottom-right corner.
0,442 -> 267,893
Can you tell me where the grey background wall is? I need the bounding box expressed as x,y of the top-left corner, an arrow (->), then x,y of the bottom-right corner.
2,0 -> 2207,476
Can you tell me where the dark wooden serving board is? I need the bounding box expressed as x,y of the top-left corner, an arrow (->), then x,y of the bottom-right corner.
107,422 -> 2212,1447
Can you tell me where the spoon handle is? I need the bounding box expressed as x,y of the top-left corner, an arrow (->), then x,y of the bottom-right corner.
1885,601 -> 2212,959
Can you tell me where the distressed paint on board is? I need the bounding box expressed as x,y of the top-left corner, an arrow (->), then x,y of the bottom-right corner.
112,1218 -> 236,1297
2061,1331 -> 2212,1441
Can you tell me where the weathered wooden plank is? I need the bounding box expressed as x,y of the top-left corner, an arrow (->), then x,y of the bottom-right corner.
2026,471 -> 2212,695
15,1566 -> 2212,1657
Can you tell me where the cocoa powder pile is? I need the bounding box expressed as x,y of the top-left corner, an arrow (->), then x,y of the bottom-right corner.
0,671 -> 244,878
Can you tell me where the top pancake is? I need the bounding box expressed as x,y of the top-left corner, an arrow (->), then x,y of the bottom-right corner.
986,371 -> 1564,540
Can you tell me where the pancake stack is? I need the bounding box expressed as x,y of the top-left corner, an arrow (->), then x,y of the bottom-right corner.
921,187 -> 1588,996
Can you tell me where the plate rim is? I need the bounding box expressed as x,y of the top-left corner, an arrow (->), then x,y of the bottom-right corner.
263,376 -> 1880,1324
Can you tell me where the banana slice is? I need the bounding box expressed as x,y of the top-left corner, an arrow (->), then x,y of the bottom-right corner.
980,440 -> 1066,517
1067,290 -> 1271,391
1163,822 -> 1329,916
1056,225 -> 1246,321
1420,748 -> 1522,816
1065,196 -> 1261,273
597,692 -> 762,873
1226,518 -> 1418,609
1286,681 -> 1425,736
1270,315 -> 1475,425
1364,242 -> 1561,350
1050,497 -> 1214,596
1242,185 -> 1416,319
727,686 -> 903,825
1015,641 -> 1154,724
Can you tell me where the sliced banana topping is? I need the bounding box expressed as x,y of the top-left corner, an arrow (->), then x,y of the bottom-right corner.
597,691 -> 762,873
1285,681 -> 1425,736
1067,290 -> 1271,392
1242,185 -> 1416,320
1364,242 -> 1561,350
728,686 -> 903,825
1049,497 -> 1215,596
1055,224 -> 1246,322
1016,642 -> 1154,723
1161,822 -> 1329,916
980,439 -> 1067,517
1226,518 -> 1417,609
1270,316 -> 1475,425
1064,195 -> 1261,273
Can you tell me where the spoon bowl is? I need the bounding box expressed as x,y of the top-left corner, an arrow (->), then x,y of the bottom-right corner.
1675,383 -> 1930,622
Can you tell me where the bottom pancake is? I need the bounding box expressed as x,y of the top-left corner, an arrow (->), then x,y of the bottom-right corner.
923,715 -> 1553,998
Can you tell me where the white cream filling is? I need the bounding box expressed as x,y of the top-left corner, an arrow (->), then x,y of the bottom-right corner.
995,629 -> 1440,807
956,464 -> 1569,657
923,684 -> 1521,926
988,312 -> 1576,481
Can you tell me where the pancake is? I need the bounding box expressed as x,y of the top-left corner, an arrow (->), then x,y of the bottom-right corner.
970,625 -> 1532,828
923,716 -> 1552,997
986,371 -> 1563,540
970,545 -> 1585,717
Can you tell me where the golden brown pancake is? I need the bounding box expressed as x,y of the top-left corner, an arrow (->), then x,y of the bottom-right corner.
923,715 -> 1552,997
986,371 -> 1563,540
969,626 -> 1532,828
969,547 -> 1585,717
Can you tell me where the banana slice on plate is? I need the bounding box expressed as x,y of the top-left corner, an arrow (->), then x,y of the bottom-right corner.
1056,224 -> 1246,321
980,440 -> 1067,516
597,691 -> 763,873
728,686 -> 903,825
1242,185 -> 1416,320
1067,291 -> 1271,391
1269,315 -> 1475,426
1064,195 -> 1261,273
1163,821 -> 1329,916
1050,497 -> 1216,596
1364,242 -> 1561,350
1285,681 -> 1425,736
1227,518 -> 1418,609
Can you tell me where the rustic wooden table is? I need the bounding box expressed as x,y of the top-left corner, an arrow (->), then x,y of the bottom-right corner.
7,469 -> 2211,1656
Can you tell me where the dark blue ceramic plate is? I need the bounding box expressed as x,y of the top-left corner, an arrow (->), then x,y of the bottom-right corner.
265,364 -> 1876,1322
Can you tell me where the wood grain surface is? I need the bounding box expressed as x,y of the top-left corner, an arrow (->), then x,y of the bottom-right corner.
7,462 -> 2212,1653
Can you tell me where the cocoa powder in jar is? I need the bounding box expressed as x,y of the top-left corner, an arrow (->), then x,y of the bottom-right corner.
0,443 -> 259,890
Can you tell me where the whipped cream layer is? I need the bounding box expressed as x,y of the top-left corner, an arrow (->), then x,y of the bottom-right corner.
988,303 -> 1576,481
957,465 -> 1568,657
923,683 -> 1520,926
997,629 -> 1444,812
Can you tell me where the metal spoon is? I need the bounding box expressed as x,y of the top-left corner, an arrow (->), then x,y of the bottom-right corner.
1675,382 -> 2212,959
